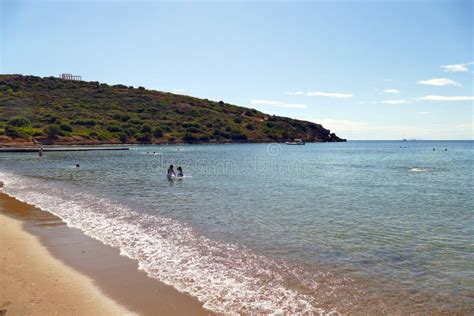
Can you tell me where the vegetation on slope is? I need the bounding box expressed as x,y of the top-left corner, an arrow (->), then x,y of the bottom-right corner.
0,75 -> 345,145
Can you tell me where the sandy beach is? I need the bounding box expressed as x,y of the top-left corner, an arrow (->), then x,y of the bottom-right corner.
0,191 -> 209,315
0,212 -> 131,315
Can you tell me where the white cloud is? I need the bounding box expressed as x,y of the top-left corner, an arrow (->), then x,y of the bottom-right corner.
417,78 -> 461,87
307,91 -> 353,98
383,89 -> 400,94
316,118 -> 369,132
454,123 -> 474,139
280,104 -> 307,109
172,88 -> 186,93
382,99 -> 410,104
287,91 -> 353,98
250,99 -> 281,105
250,99 -> 307,109
419,95 -> 474,101
305,118 -> 473,140
441,62 -> 474,73
286,91 -> 306,96
455,123 -> 472,129
418,111 -> 431,115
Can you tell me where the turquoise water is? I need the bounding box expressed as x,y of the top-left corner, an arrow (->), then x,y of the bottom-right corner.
1,141 -> 473,313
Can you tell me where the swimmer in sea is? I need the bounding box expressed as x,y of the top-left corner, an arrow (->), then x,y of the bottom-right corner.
167,164 -> 176,177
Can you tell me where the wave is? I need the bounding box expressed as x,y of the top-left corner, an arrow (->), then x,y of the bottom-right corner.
409,167 -> 433,173
0,170 -> 328,314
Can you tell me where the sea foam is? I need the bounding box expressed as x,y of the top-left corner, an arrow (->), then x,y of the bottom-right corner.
409,167 -> 433,173
0,171 -> 328,314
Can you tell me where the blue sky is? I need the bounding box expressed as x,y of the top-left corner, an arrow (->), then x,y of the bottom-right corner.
1,0 -> 472,140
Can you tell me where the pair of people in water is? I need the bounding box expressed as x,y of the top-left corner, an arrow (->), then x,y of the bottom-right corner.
167,165 -> 184,178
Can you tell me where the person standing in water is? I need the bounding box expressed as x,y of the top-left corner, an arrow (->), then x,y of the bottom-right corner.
167,165 -> 176,178
177,166 -> 184,178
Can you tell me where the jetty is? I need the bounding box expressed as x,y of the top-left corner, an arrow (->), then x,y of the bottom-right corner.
0,146 -> 129,153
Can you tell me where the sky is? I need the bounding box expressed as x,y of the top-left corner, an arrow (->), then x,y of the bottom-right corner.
1,0 -> 473,140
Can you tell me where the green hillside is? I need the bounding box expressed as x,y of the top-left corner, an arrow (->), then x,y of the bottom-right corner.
0,75 -> 345,145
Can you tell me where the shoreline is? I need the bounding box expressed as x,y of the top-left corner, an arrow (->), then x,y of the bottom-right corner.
0,146 -> 129,152
0,211 -> 131,315
0,138 -> 345,149
0,191 -> 210,315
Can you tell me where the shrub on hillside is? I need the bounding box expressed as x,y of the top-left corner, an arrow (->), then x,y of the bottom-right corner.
245,123 -> 255,130
119,132 -> 129,143
182,122 -> 201,129
8,116 -> 30,127
112,113 -> 131,122
106,125 -> 122,133
73,119 -> 96,126
123,127 -> 139,136
153,127 -> 164,138
5,126 -> 21,138
141,124 -> 152,133
213,129 -> 230,139
59,123 -> 73,132
44,125 -> 61,139
44,115 -> 59,124
129,118 -> 143,125
234,116 -> 243,124
186,127 -> 201,134
230,131 -> 248,141
183,132 -> 198,142
136,132 -> 152,143
199,134 -> 210,142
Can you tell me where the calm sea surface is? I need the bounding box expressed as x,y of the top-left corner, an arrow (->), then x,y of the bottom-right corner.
1,141 -> 473,314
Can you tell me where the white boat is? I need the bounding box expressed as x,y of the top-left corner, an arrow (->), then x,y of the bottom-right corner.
285,139 -> 305,145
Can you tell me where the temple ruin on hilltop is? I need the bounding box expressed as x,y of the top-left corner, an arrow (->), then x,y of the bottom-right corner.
58,73 -> 82,81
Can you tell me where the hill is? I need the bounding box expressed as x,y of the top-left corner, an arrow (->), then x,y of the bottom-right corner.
0,75 -> 345,145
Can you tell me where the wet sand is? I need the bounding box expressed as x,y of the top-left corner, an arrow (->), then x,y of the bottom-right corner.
0,212 -> 131,315
0,192 -> 210,315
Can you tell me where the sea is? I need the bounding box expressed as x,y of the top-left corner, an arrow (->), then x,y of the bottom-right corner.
0,141 -> 473,314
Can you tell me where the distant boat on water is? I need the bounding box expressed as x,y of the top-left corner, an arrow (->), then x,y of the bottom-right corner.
285,139 -> 305,145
